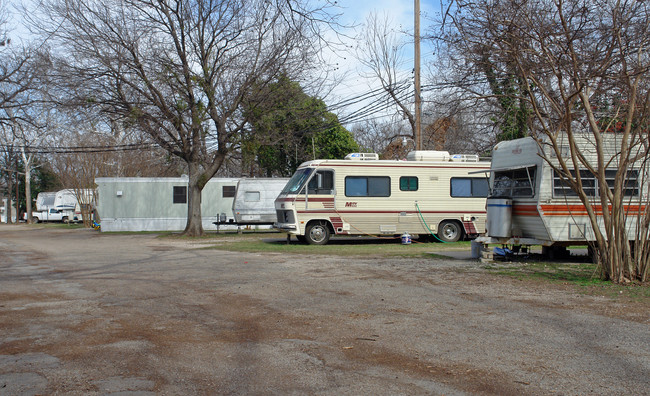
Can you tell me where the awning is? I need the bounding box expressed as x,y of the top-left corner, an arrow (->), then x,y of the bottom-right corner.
468,164 -> 538,174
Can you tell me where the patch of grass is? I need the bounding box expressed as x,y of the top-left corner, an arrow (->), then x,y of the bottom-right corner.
32,222 -> 86,229
203,232 -> 470,258
484,260 -> 649,301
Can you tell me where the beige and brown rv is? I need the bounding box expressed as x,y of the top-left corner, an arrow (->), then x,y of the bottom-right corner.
274,151 -> 490,244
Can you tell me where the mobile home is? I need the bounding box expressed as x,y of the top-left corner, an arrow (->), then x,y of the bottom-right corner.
95,177 -> 240,232
478,134 -> 649,255
274,151 -> 490,244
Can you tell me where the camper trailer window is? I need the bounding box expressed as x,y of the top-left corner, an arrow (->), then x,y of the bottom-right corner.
553,169 -> 639,197
400,177 -> 418,191
451,178 -> 489,197
493,167 -> 536,197
222,185 -> 236,198
345,176 -> 390,197
173,186 -> 187,204
245,191 -> 261,202
282,168 -> 314,195
307,170 -> 334,194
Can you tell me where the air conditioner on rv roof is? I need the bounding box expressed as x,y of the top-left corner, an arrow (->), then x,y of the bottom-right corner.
406,150 -> 451,161
345,153 -> 380,160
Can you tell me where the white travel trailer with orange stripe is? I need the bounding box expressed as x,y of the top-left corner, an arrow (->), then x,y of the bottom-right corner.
274,151 -> 491,244
479,134 -> 649,256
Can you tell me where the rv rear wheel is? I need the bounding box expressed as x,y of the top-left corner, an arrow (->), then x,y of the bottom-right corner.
305,222 -> 331,245
437,221 -> 462,243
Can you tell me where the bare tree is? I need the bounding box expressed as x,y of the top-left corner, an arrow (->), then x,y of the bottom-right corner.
356,13 -> 417,139
34,0 -> 337,236
439,0 -> 650,282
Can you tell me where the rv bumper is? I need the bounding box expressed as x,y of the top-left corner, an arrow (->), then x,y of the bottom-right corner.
274,222 -> 298,233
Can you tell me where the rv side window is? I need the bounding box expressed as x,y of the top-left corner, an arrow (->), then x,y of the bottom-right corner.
451,177 -> 489,197
307,170 -> 334,195
222,185 -> 236,198
400,177 -> 418,191
173,186 -> 187,204
553,169 -> 639,197
345,176 -> 390,197
493,167 -> 536,197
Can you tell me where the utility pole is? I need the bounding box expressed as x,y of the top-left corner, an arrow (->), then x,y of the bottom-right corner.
414,0 -> 422,151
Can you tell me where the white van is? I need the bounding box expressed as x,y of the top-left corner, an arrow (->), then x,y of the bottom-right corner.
274,151 -> 490,244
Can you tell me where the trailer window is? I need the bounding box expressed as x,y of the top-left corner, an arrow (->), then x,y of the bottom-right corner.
222,185 -> 236,198
493,167 -> 536,197
451,177 -> 489,197
345,176 -> 390,197
553,169 -> 639,197
245,191 -> 260,202
307,170 -> 334,195
173,186 -> 187,204
400,177 -> 418,191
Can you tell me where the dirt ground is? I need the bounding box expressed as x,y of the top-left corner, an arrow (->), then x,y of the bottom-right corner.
0,224 -> 648,396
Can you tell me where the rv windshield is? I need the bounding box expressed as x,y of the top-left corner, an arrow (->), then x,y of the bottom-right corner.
281,168 -> 314,195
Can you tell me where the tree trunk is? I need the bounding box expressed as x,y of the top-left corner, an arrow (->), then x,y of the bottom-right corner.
21,148 -> 32,224
183,161 -> 204,237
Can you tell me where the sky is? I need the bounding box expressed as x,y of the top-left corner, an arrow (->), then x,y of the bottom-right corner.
4,0 -> 440,127
322,0 -> 439,126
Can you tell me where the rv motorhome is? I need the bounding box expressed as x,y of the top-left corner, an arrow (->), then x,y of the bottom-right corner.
477,134 -> 649,257
274,151 -> 491,244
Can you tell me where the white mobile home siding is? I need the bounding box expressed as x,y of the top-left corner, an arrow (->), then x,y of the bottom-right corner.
96,177 -> 239,232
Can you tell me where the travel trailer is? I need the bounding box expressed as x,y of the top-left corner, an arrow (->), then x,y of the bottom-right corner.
477,134 -> 649,256
274,151 -> 491,244
230,178 -> 289,225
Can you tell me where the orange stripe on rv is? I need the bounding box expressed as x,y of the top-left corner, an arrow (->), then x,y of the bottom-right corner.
538,204 -> 646,216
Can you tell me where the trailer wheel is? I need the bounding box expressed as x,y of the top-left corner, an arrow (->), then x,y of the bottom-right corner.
437,221 -> 462,243
305,221 -> 331,245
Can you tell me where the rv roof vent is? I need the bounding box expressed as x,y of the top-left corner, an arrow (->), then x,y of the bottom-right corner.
450,154 -> 479,162
345,153 -> 379,161
406,150 -> 451,162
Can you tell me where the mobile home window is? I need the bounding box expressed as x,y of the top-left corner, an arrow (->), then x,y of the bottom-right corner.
345,176 -> 390,197
553,169 -> 639,197
222,185 -> 236,198
493,166 -> 537,197
451,177 -> 489,197
307,170 -> 334,195
173,186 -> 187,204
400,176 -> 418,191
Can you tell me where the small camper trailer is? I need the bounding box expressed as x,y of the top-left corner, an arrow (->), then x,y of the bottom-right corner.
274,151 -> 490,244
231,178 -> 289,225
477,134 -> 649,256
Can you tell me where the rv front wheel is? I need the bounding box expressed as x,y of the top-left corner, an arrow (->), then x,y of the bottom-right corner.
437,221 -> 462,243
305,222 -> 330,245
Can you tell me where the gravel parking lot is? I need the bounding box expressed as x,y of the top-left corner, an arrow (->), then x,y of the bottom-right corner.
0,224 -> 648,395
